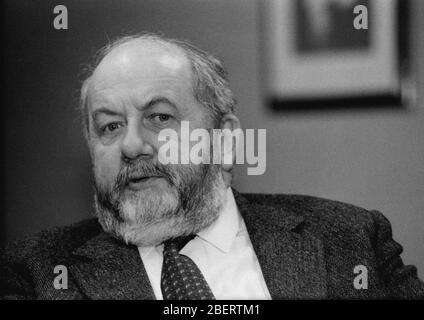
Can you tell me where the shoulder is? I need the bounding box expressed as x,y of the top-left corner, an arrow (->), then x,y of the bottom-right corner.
240,192 -> 380,236
1,218 -> 102,266
1,219 -> 102,299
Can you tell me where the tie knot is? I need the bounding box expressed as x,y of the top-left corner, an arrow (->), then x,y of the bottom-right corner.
163,234 -> 196,252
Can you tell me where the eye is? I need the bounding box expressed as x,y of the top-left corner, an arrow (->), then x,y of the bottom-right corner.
158,114 -> 170,121
150,113 -> 173,123
102,122 -> 123,134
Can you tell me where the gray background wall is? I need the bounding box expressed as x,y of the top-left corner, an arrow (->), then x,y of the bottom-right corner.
3,0 -> 423,278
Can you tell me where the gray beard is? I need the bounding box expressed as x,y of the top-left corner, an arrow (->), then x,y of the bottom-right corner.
93,161 -> 227,247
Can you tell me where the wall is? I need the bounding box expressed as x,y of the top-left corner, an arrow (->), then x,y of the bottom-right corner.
3,0 -> 423,278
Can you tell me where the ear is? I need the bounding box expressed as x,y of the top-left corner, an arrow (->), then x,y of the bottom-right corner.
218,113 -> 241,172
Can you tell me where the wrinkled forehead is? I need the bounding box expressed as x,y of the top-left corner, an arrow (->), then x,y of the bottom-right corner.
89,39 -> 193,93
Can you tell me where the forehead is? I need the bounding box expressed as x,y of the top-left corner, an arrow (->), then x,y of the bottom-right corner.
88,39 -> 194,102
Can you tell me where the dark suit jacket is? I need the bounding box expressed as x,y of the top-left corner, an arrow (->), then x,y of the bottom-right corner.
1,190 -> 423,299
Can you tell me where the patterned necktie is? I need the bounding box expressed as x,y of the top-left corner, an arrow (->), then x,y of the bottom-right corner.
160,235 -> 215,300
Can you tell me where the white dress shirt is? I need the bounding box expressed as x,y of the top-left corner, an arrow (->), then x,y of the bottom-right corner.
138,188 -> 271,300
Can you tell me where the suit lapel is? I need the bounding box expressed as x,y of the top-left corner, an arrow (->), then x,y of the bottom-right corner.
234,190 -> 327,299
69,232 -> 155,300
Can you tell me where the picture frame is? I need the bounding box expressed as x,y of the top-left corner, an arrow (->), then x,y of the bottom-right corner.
260,0 -> 412,109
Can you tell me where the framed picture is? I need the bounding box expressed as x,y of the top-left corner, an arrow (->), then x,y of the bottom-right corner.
261,0 -> 412,108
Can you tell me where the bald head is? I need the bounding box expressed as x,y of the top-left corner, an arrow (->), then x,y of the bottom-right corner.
90,38 -> 192,96
80,33 -> 235,136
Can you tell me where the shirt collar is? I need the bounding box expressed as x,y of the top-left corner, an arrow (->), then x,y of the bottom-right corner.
138,243 -> 156,259
196,187 -> 240,253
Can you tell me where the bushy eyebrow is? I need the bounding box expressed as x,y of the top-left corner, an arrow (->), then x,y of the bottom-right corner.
91,96 -> 178,122
142,97 -> 178,111
92,108 -> 124,122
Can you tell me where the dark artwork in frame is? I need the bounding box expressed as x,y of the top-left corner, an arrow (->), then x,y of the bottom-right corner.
295,0 -> 371,54
261,0 -> 411,110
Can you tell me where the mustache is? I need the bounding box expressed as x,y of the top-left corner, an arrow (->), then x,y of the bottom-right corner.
95,160 -> 178,220
95,159 -> 213,222
115,160 -> 177,192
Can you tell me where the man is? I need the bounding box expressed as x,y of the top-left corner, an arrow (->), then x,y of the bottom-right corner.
1,33 -> 423,300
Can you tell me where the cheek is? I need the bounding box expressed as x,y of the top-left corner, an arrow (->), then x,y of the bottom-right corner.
92,143 -> 121,188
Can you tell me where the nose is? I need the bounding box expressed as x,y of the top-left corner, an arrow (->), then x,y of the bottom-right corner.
121,122 -> 154,162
